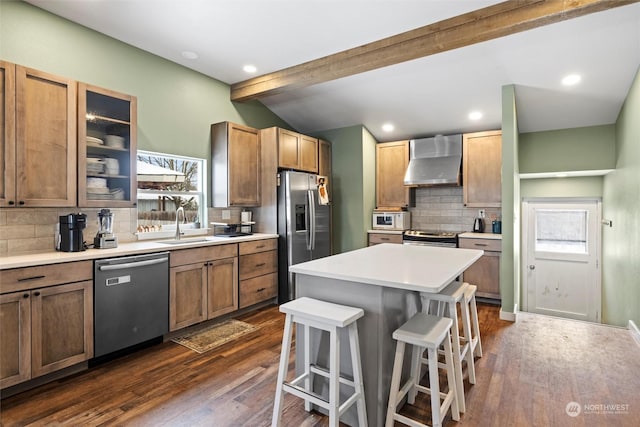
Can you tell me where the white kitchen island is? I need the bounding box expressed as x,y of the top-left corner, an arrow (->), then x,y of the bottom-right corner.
289,243 -> 483,427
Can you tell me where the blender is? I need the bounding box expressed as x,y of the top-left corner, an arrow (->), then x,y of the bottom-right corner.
94,208 -> 118,249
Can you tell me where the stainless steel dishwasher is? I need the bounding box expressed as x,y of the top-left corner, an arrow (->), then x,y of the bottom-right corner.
94,252 -> 169,358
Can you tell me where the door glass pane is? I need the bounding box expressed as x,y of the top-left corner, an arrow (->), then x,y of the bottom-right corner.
535,209 -> 588,254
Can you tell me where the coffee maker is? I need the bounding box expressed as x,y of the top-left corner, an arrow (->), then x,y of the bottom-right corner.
58,213 -> 87,252
94,208 -> 118,249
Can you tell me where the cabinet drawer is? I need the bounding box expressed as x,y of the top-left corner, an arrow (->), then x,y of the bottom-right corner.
239,239 -> 277,255
170,244 -> 238,267
1,261 -> 93,294
368,233 -> 403,245
239,272 -> 277,309
458,238 -> 502,252
239,250 -> 277,281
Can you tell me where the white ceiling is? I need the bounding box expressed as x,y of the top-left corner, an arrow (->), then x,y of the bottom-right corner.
26,0 -> 640,141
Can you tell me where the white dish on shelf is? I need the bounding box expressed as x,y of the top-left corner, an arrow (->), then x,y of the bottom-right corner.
87,177 -> 107,188
86,136 -> 104,146
105,135 -> 125,148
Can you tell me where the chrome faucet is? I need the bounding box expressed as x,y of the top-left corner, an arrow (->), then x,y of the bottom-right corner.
175,206 -> 185,240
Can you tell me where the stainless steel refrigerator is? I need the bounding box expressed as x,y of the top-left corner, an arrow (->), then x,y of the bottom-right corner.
278,171 -> 331,303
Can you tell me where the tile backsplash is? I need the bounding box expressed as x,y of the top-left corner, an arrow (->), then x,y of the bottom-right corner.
409,186 -> 501,233
0,208 -> 138,254
0,206 -> 249,255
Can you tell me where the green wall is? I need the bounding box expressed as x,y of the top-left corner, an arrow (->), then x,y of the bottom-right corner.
519,125 -> 616,174
602,67 -> 640,327
0,0 -> 289,161
314,125 -> 376,253
520,176 -> 604,199
500,85 -> 519,315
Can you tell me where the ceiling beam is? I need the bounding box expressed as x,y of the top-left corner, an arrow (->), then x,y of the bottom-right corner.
230,0 -> 637,102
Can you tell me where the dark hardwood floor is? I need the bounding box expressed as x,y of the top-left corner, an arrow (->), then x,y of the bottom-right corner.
1,303 -> 639,426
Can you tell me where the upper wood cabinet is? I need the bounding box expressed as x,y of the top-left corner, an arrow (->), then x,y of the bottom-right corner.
262,127 -> 318,173
78,83 -> 137,207
0,61 -> 15,207
463,130 -> 502,207
1,63 -> 77,207
376,140 -> 410,209
211,122 -> 261,207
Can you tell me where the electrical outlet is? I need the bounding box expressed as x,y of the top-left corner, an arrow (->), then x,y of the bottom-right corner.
479,209 -> 485,218
222,210 -> 231,220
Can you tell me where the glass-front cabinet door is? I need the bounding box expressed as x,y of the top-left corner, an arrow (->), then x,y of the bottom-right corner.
78,83 -> 137,207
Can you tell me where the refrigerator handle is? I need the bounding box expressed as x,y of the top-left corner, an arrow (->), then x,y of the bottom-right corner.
305,190 -> 312,251
308,189 -> 316,250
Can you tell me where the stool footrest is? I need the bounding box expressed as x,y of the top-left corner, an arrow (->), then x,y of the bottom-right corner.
283,383 -> 329,409
309,364 -> 356,388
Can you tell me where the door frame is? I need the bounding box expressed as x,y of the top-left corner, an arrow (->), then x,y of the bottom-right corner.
521,197 -> 602,322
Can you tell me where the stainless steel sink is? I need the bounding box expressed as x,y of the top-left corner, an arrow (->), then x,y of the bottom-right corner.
158,238 -> 209,245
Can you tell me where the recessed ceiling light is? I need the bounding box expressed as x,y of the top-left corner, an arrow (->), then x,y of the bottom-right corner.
181,51 -> 198,60
562,74 -> 581,86
382,123 -> 395,132
468,111 -> 483,120
243,65 -> 257,73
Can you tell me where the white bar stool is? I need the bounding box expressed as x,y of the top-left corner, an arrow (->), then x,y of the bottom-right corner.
272,297 -> 368,427
419,281 -> 475,413
385,313 -> 459,427
464,284 -> 483,358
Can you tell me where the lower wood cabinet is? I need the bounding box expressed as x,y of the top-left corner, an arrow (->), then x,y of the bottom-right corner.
169,244 -> 238,331
239,239 -> 278,309
458,236 -> 501,300
1,261 -> 93,389
368,232 -> 403,246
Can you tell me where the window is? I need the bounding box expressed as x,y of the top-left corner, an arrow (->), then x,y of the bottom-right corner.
535,209 -> 588,254
136,150 -> 206,238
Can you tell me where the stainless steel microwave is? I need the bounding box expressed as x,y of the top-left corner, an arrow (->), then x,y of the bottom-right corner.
372,211 -> 410,230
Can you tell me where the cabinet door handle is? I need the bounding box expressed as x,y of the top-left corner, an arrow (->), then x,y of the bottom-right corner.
33,291 -> 41,297
18,201 -> 25,205
380,237 -> 390,241
255,245 -> 265,249
256,287 -> 266,292
18,275 -> 45,282
8,200 -> 15,205
23,293 -> 29,299
474,243 -> 488,247
255,263 -> 266,268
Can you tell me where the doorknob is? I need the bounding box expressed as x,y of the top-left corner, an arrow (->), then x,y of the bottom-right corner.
529,265 -> 535,270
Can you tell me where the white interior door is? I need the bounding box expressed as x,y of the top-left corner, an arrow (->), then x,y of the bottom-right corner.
522,199 -> 601,322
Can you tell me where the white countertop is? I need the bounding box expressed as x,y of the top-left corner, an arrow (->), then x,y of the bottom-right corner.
0,233 -> 279,270
459,232 -> 502,240
290,243 -> 483,293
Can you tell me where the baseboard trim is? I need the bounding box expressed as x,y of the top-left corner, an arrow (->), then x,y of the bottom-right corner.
500,307 -> 517,322
629,320 -> 640,345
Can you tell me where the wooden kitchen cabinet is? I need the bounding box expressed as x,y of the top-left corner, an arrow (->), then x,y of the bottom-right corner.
1,261 -> 93,389
78,83 -> 137,207
262,127 -> 318,173
459,235 -> 501,300
376,140 -> 410,209
1,62 -> 77,207
169,244 -> 239,331
238,239 -> 278,309
368,232 -> 403,246
211,122 -> 261,207
463,130 -> 502,207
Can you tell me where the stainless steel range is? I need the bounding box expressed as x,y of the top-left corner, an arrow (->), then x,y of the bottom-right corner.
402,230 -> 458,247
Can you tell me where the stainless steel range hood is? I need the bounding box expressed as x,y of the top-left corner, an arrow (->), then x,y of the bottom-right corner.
403,134 -> 462,186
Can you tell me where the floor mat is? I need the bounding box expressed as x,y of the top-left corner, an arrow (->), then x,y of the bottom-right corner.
171,319 -> 259,354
